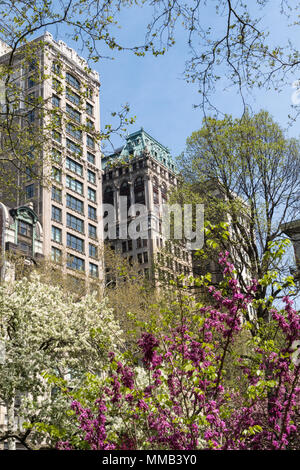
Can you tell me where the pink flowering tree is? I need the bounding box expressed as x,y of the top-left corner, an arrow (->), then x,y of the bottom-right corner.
57,253 -> 300,450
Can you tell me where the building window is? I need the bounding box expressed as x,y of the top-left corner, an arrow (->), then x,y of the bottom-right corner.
66,194 -> 84,213
18,220 -> 32,238
52,95 -> 60,108
52,148 -> 62,164
52,130 -> 61,143
52,78 -> 62,93
134,176 -> 145,204
52,112 -> 62,129
52,167 -> 62,183
51,205 -> 62,223
88,205 -> 97,220
52,186 -> 62,203
88,187 -> 96,202
86,134 -> 95,149
137,253 -> 143,264
66,175 -> 83,195
88,224 -> 97,239
66,103 -> 81,122
86,118 -> 94,131
51,246 -> 62,262
66,138 -> 81,155
51,225 -> 62,243
89,262 -> 98,278
122,241 -> 127,253
27,76 -> 36,89
52,62 -> 61,75
66,88 -> 80,106
87,169 -> 96,184
66,122 -> 82,141
86,102 -> 93,116
67,233 -> 84,253
27,109 -> 35,122
128,240 -> 132,251
25,184 -> 34,199
86,87 -> 93,100
143,251 -> 148,263
137,238 -> 142,249
66,157 -> 83,176
25,166 -> 33,180
67,254 -> 85,271
87,152 -> 95,165
67,213 -> 84,233
52,130 -> 61,144
103,186 -> 114,205
89,243 -> 97,258
66,72 -> 80,90
120,180 -> 131,210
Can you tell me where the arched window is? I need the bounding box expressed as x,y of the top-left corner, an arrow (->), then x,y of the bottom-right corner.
134,176 -> 145,204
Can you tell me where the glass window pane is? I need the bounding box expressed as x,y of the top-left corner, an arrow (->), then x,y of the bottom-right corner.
87,152 -> 95,165
66,194 -> 84,213
51,225 -> 62,243
67,213 -> 84,233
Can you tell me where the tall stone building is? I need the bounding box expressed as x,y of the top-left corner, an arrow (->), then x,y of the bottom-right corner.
0,32 -> 103,283
102,128 -> 193,284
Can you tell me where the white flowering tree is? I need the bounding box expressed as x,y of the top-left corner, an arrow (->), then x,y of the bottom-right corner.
0,274 -> 124,449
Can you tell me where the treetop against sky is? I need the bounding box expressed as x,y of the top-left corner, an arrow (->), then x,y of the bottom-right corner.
2,0 -> 300,157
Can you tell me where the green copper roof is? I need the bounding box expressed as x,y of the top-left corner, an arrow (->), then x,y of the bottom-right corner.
102,128 -> 176,171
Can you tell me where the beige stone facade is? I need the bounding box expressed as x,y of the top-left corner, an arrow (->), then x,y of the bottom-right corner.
102,129 -> 193,284
0,32 -> 103,283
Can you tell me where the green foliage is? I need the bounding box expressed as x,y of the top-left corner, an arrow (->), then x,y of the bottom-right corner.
173,110 -> 300,309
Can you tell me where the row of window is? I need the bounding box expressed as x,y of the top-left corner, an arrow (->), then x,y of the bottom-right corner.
52,77 -> 94,117
137,251 -> 148,264
164,241 -> 190,262
52,131 -> 95,152
103,160 -> 176,180
52,169 -> 96,198
52,64 -> 93,99
52,222 -> 97,244
53,97 -> 94,129
51,246 -> 98,276
122,238 -> 148,253
103,177 -> 145,206
52,203 -> 97,223
52,147 -> 96,167
157,253 -> 189,273
103,160 -> 145,180
157,268 -> 188,282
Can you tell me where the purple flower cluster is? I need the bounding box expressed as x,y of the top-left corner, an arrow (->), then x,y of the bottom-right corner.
58,252 -> 299,450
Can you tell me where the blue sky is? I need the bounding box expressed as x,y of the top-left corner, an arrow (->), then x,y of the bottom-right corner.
96,1 -> 300,158
45,1 -> 300,159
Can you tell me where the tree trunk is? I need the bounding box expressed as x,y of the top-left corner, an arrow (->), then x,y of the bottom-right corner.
6,396 -> 16,450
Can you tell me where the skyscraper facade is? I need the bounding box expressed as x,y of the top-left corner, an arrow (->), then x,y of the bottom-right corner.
102,128 -> 193,284
0,32 -> 103,283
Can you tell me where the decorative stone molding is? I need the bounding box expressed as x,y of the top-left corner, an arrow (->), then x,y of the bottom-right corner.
43,32 -> 99,83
